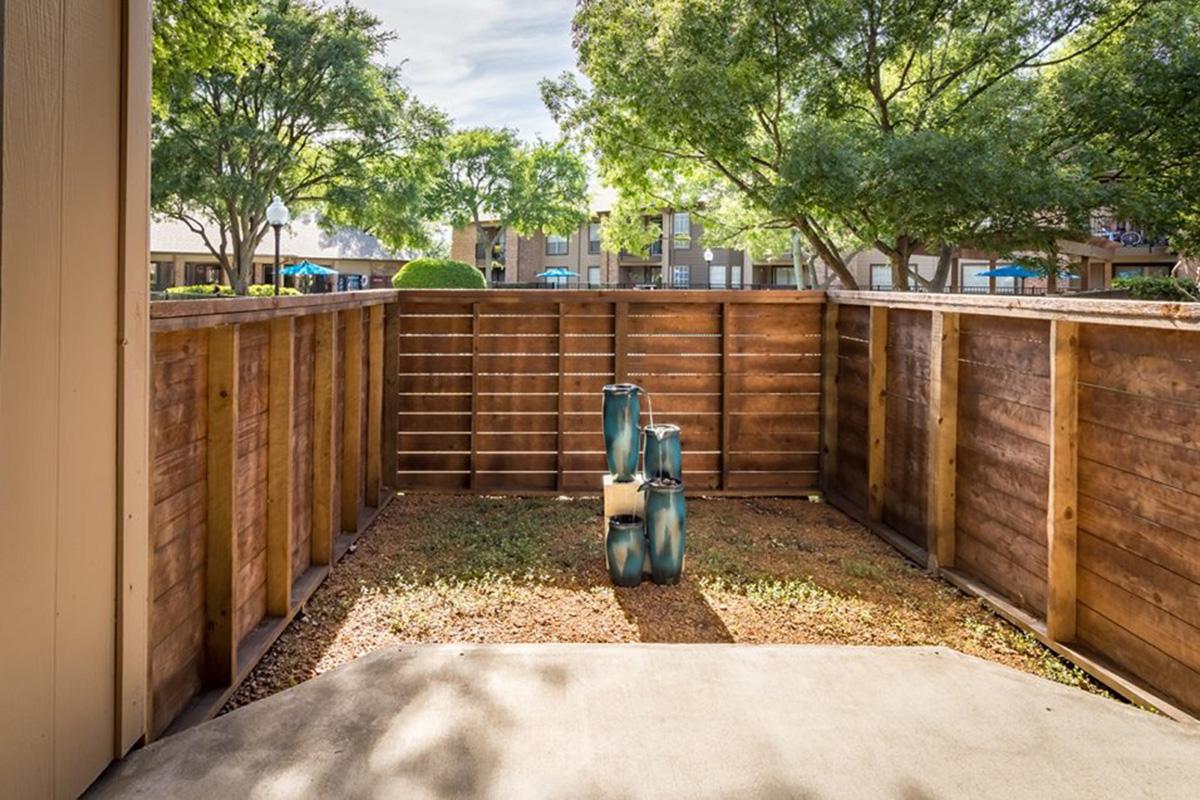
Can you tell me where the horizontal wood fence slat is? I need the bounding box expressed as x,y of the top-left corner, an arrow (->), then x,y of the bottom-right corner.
390,293 -> 826,494
826,289 -> 1200,723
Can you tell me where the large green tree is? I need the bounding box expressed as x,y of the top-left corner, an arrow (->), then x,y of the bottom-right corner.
545,0 -> 1146,290
153,0 -> 443,293
1045,0 -> 1200,258
426,128 -> 590,277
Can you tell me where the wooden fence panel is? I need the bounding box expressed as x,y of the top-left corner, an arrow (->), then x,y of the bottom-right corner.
883,310 -> 931,545
392,294 -> 824,494
954,314 -> 1051,618
147,296 -> 388,738
831,305 -> 870,511
1076,324 -> 1200,713
234,323 -> 270,644
148,330 -> 208,737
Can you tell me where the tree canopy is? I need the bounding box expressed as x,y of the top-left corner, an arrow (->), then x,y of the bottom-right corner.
152,0 -> 444,293
545,0 -> 1152,289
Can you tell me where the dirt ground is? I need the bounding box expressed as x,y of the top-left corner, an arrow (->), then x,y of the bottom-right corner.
225,494 -> 1106,711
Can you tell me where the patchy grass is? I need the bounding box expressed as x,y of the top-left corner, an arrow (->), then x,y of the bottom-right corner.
225,494 -> 1110,711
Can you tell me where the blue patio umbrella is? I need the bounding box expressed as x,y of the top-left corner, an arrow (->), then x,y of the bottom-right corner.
974,264 -> 1040,279
536,268 -> 579,279
281,260 -> 337,276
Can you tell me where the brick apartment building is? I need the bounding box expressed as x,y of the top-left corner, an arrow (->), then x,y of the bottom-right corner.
451,208 -> 1178,292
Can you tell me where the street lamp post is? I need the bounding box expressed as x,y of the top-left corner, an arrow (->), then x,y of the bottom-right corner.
704,247 -> 714,289
266,196 -> 290,296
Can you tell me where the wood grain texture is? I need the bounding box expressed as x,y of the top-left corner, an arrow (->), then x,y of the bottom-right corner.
204,326 -> 239,687
1046,320 -> 1079,641
366,304 -> 384,506
266,318 -> 294,617
927,312 -> 959,569
867,307 -> 889,522
340,308 -> 364,531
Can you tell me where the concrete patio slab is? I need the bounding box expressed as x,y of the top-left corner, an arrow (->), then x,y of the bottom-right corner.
90,644 -> 1200,799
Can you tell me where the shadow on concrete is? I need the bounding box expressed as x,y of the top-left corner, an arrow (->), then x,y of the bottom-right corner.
614,580 -> 734,643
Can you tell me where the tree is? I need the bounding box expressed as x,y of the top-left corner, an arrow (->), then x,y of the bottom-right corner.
1044,0 -> 1200,258
153,0 -> 268,117
424,128 -> 590,278
153,0 -> 443,294
545,0 -> 1147,290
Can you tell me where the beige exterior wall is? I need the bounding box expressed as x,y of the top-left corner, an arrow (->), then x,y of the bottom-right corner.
1,1 -> 151,797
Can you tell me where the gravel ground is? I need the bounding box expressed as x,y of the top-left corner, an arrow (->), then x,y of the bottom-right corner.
224,494 -> 1107,712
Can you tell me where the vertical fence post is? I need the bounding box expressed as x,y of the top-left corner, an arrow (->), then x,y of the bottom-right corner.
382,303 -> 400,491
340,308 -> 364,532
720,302 -> 732,490
1047,320 -> 1080,641
470,302 -> 481,491
867,306 -> 889,522
614,300 -> 628,383
204,324 -> 239,686
311,312 -> 337,566
266,317 -> 295,616
926,311 -> 960,570
819,302 -> 840,494
557,302 -> 567,492
366,304 -> 384,507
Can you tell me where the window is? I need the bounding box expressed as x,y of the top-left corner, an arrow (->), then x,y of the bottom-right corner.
708,264 -> 726,289
546,234 -> 568,256
672,265 -> 690,288
772,266 -> 795,287
588,223 -> 602,254
587,265 -> 601,286
869,264 -> 892,289
673,212 -> 691,249
730,266 -> 743,289
960,262 -> 990,288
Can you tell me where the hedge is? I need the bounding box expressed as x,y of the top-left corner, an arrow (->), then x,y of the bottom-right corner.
392,257 -> 487,289
1112,275 -> 1197,302
165,284 -> 302,298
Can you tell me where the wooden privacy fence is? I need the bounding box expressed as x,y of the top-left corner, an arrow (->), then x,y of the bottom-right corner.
149,292 -> 390,738
824,291 -> 1200,722
387,290 -> 826,494
146,288 -> 824,737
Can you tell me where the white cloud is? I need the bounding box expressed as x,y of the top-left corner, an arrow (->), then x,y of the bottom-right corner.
354,0 -> 578,140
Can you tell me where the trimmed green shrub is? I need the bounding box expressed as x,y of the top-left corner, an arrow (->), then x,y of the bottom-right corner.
392,257 -> 487,289
1112,275 -> 1198,302
164,284 -> 302,298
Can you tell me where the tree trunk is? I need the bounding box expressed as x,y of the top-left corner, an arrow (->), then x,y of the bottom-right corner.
229,238 -> 257,295
791,231 -> 806,289
888,235 -> 913,292
928,244 -> 954,293
794,216 -> 858,289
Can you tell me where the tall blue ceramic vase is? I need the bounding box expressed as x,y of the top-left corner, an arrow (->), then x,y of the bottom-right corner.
643,424 -> 682,482
643,479 -> 686,585
602,384 -> 641,482
605,515 -> 646,587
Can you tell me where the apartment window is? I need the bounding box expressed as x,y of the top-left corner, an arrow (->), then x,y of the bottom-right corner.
870,264 -> 892,290
673,212 -> 691,249
588,223 -> 602,254
672,265 -> 690,288
730,266 -> 743,289
546,234 -> 569,256
587,265 -> 601,287
709,264 -> 726,289
772,266 -> 795,287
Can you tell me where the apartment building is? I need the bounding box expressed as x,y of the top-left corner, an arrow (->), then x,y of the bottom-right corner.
451,210 -> 750,288
453,210 -> 1175,292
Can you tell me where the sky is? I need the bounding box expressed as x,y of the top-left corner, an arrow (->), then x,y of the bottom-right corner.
356,0 -> 579,141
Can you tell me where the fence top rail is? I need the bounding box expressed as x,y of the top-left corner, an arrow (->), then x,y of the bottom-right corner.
829,289 -> 1200,331
151,288 -> 827,331
151,289 -> 396,331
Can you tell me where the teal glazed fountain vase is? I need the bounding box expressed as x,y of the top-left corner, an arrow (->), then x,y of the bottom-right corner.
605,515 -> 646,587
602,383 -> 641,482
642,479 -> 687,585
643,423 -> 682,482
